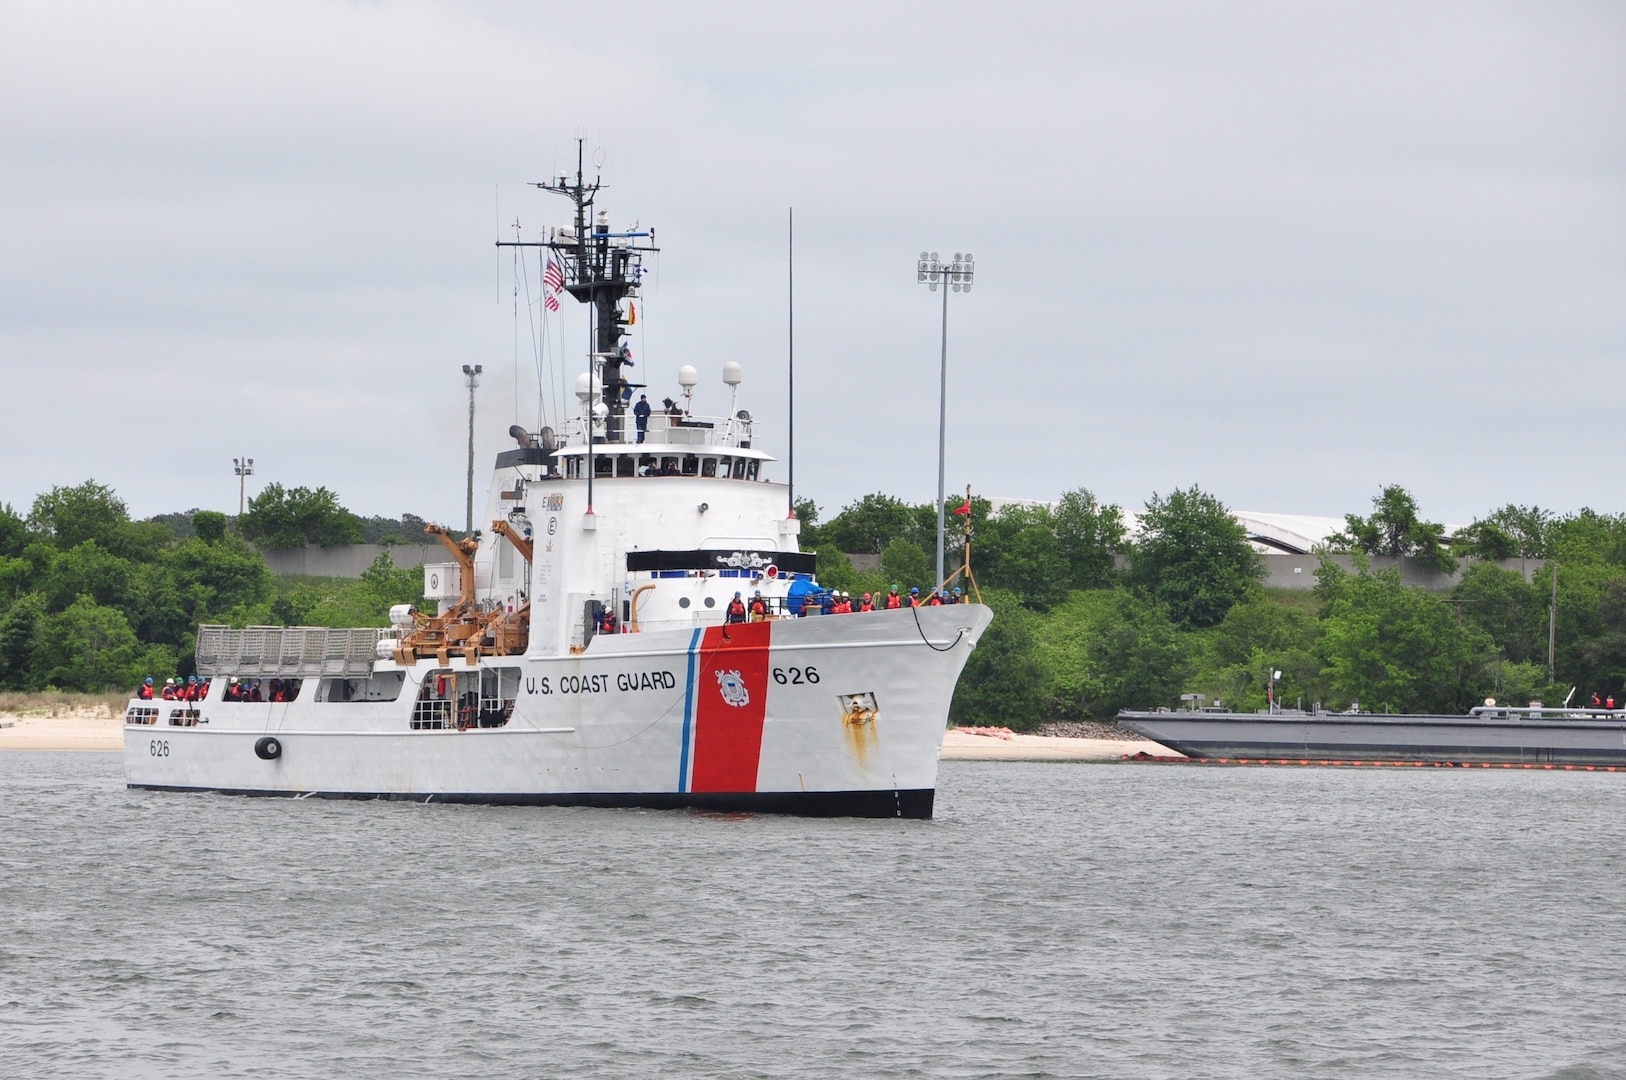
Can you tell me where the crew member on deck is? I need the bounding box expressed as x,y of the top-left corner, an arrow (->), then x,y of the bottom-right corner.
600,606 -> 619,635
859,592 -> 874,612
138,677 -> 153,700
726,591 -> 748,623
884,586 -> 902,610
634,394 -> 651,443
749,591 -> 769,621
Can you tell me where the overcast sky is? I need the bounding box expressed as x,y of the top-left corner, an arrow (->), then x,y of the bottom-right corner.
2,1 -> 1622,527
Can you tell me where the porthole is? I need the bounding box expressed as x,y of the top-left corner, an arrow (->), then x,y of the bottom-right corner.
679,596 -> 691,609
704,596 -> 716,608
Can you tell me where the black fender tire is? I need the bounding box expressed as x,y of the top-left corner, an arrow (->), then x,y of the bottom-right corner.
254,736 -> 282,761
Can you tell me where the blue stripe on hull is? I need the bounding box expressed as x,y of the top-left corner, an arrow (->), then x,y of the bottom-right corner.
677,626 -> 702,792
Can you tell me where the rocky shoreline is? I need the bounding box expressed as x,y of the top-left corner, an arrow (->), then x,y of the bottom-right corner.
1036,720 -> 1154,742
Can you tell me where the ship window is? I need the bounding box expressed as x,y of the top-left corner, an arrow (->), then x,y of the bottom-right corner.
703,596 -> 716,608
566,457 -> 583,480
660,457 -> 680,476
616,456 -> 635,478
168,708 -> 201,727
595,456 -> 614,477
124,706 -> 159,726
679,596 -> 691,609
317,671 -> 406,703
477,667 -> 519,728
731,458 -> 747,479
701,457 -> 718,478
682,455 -> 699,476
638,454 -> 655,476
746,460 -> 760,481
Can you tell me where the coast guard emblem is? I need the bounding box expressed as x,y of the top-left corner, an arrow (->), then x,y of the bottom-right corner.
715,669 -> 750,707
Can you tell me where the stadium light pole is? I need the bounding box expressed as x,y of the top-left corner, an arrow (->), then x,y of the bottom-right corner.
462,364 -> 483,535
916,251 -> 974,588
232,457 -> 255,516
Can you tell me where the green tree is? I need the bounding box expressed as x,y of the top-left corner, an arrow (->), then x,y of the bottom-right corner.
1452,563 -> 1544,665
1080,592 -> 1191,714
279,553 -> 427,628
1331,485 -> 1454,572
1053,488 -> 1124,589
985,514 -> 1068,611
1127,486 -> 1263,629
824,493 -> 914,555
192,510 -> 228,544
880,538 -> 931,592
948,592 -> 1049,729
1318,567 -> 1483,713
237,483 -> 364,549
29,595 -> 155,691
0,503 -> 28,558
790,498 -> 823,549
28,480 -> 128,550
0,592 -> 45,689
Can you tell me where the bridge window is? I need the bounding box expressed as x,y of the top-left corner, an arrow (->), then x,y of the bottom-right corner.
682,455 -> 699,476
746,460 -> 760,481
595,456 -> 614,478
701,457 -> 718,478
731,458 -> 747,480
616,455 -> 635,478
566,457 -> 583,479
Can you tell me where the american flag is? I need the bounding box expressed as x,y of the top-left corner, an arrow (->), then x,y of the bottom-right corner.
543,256 -> 564,311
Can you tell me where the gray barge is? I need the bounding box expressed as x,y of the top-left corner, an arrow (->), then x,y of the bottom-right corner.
1117,705 -> 1626,766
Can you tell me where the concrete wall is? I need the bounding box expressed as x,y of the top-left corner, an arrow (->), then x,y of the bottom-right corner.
260,544 -> 442,578
1260,554 -> 1546,591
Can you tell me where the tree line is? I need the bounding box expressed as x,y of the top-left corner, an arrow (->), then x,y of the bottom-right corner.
797,485 -> 1626,727
0,481 -> 426,692
3,477 -> 1622,717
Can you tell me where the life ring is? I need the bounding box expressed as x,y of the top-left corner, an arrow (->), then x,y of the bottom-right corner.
254,736 -> 282,760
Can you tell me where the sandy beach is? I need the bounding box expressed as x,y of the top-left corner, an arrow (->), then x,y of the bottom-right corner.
0,710 -> 1178,761
941,727 -> 1180,761
0,708 -> 124,751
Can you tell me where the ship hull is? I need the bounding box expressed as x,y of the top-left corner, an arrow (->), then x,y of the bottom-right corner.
1118,711 -> 1626,766
125,606 -> 990,819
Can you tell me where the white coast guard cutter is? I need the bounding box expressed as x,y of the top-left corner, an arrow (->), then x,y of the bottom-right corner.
124,146 -> 991,818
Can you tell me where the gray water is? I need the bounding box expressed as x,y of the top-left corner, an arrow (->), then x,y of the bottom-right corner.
3,755 -> 1624,1080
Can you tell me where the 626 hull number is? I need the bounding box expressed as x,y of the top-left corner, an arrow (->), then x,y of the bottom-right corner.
772,666 -> 819,686
149,740 -> 170,757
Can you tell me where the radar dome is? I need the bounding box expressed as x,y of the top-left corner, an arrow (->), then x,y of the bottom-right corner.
574,371 -> 601,401
722,361 -> 743,387
677,365 -> 699,389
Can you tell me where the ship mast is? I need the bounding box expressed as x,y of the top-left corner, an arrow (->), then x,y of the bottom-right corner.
497,140 -> 659,447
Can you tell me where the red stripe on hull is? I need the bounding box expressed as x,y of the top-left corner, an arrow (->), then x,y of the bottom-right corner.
691,621 -> 772,793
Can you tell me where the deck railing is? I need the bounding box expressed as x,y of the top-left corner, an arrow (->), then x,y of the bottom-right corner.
195,625 -> 387,678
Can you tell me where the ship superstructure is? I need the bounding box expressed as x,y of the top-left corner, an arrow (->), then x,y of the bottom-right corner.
124,145 -> 991,818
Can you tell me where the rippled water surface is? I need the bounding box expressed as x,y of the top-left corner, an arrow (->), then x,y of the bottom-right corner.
4,753 -> 1626,1079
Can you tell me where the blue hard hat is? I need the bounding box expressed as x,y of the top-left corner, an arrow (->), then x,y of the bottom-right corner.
144,677 -> 153,684
952,587 -> 962,594
188,675 -> 197,683
910,587 -> 919,594
734,591 -> 742,597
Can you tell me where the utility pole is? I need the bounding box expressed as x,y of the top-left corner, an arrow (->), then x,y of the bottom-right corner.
462,364 -> 483,535
232,457 -> 254,516
916,251 -> 974,588
1548,562 -> 1559,684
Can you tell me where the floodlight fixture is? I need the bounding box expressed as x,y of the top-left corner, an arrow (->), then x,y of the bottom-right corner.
916,248 -> 976,588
